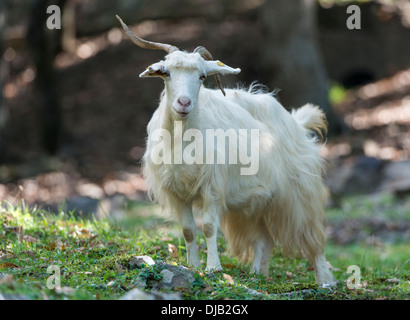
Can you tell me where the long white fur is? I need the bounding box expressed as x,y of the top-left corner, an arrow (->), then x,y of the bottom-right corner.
142,51 -> 336,285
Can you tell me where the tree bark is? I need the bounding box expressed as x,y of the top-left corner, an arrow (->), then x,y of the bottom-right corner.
27,0 -> 66,154
0,0 -> 9,162
260,0 -> 343,135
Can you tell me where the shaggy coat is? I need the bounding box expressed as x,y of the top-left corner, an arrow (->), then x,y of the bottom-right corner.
142,51 -> 335,285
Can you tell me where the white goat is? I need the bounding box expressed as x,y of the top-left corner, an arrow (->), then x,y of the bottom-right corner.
117,16 -> 336,285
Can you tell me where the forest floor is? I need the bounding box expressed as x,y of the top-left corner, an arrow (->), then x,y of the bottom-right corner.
0,195 -> 409,300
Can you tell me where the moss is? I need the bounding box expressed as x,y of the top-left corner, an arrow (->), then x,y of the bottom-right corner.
1,197 -> 409,300
263,282 -> 318,294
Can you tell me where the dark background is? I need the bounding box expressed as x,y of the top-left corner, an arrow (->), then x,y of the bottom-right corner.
1,0 -> 410,208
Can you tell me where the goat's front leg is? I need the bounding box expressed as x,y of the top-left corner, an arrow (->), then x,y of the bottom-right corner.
202,209 -> 222,272
178,204 -> 200,268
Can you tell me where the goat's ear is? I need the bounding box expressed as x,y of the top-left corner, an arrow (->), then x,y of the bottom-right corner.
139,62 -> 168,78
205,60 -> 241,77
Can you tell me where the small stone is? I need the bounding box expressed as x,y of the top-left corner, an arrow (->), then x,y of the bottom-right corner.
151,262 -> 196,291
120,288 -> 182,300
0,293 -> 31,300
129,255 -> 156,269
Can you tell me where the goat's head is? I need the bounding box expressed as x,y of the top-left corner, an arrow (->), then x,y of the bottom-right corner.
116,15 -> 241,119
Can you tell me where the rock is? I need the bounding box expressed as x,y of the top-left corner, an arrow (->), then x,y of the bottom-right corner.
129,255 -> 156,269
326,156 -> 386,196
129,256 -> 198,292
343,157 -> 385,194
152,262 -> 196,291
131,274 -> 148,289
378,160 -> 410,195
325,160 -> 354,195
55,286 -> 76,295
327,158 -> 410,197
0,293 -> 31,300
120,288 -> 182,300
40,196 -> 100,217
38,193 -> 128,220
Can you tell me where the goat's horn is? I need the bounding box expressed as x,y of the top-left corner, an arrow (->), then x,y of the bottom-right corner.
116,15 -> 179,54
194,46 -> 213,60
194,46 -> 226,97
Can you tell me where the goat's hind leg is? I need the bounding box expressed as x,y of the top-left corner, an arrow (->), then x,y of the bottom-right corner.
251,232 -> 273,276
178,204 -> 200,268
314,254 -> 337,286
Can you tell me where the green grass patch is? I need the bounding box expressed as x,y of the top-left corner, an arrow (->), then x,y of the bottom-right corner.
0,196 -> 409,300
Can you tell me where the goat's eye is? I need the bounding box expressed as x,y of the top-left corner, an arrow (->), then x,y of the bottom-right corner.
163,71 -> 170,78
199,74 -> 206,81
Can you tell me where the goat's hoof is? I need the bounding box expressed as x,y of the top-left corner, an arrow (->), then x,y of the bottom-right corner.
187,261 -> 201,269
204,272 -> 217,279
205,265 -> 223,273
318,278 -> 338,288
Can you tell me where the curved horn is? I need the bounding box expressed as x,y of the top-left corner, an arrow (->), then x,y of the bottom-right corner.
194,46 -> 214,60
116,15 -> 179,53
194,46 -> 226,96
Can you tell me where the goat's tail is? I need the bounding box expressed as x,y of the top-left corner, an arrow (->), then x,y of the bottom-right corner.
291,103 -> 328,140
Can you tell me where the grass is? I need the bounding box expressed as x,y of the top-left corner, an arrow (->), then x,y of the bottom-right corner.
0,195 -> 409,300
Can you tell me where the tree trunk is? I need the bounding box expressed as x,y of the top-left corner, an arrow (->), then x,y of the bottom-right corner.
0,0 -> 9,162
260,0 -> 343,135
27,0 -> 66,154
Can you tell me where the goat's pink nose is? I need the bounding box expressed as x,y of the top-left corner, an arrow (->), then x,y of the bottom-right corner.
177,96 -> 191,108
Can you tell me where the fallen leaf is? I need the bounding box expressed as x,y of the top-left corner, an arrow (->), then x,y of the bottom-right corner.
21,250 -> 36,258
5,226 -> 23,234
46,242 -> 56,251
168,243 -> 178,259
149,245 -> 161,253
115,262 -> 127,274
286,271 -> 294,279
223,273 -> 234,285
79,228 -> 90,234
0,250 -> 15,260
0,273 -> 14,285
203,284 -> 213,292
78,234 -> 98,247
0,262 -> 19,269
22,235 -> 38,243
55,287 -> 75,295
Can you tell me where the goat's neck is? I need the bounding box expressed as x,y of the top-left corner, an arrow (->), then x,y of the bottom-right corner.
160,95 -> 196,135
